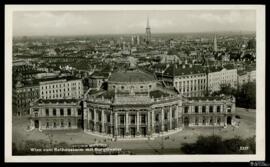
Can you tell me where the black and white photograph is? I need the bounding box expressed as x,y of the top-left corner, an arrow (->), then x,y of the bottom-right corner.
4,5 -> 266,162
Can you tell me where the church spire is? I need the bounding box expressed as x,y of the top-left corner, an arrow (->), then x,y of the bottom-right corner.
145,16 -> 151,45
146,16 -> 150,28
213,34 -> 218,52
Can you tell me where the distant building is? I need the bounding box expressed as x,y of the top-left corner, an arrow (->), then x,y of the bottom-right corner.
39,76 -> 84,100
145,17 -> 151,45
29,99 -> 83,130
136,35 -> 140,45
237,69 -> 256,86
159,55 -> 180,64
89,71 -> 110,89
208,64 -> 238,92
213,34 -> 218,52
13,81 -> 39,116
154,64 -> 207,97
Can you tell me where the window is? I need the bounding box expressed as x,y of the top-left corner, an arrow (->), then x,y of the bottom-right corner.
155,114 -> 159,122
140,86 -> 143,89
46,109 -> 49,116
202,117 -> 206,125
68,121 -> 71,127
202,106 -> 206,113
217,118 -> 221,125
217,106 -> 220,113
46,122 -> 49,128
131,115 -> 135,124
195,106 -> 198,113
61,120 -> 64,127
195,117 -> 198,125
121,86 -> 124,90
53,109 -> 56,116
210,117 -> 213,125
120,115 -> 125,124
68,109 -> 71,116
60,109 -> 64,116
141,114 -> 146,124
184,107 -> 189,113
149,85 -> 152,89
98,113 -> 102,121
78,109 -> 82,115
107,114 -> 110,122
209,106 -> 213,113
91,110 -> 94,120
227,106 -> 231,112
53,122 -> 57,128
164,112 -> 168,120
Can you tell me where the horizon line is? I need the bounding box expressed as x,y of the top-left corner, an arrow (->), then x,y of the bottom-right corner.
13,30 -> 256,38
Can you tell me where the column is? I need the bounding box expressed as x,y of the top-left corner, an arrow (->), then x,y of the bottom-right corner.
169,107 -> 172,129
206,105 -> 209,114
213,105 -> 217,113
101,109 -> 105,133
93,108 -> 96,131
175,105 -> 179,128
161,108 -> 164,131
136,111 -> 140,134
110,112 -> 113,135
87,109 -> 90,130
125,112 -> 129,134
114,112 -> 118,136
151,110 -> 155,132
147,111 -> 151,134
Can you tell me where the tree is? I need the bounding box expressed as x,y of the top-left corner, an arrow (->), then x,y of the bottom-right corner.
236,82 -> 256,109
181,135 -> 255,154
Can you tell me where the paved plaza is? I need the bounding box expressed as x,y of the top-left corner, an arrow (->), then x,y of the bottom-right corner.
12,108 -> 256,154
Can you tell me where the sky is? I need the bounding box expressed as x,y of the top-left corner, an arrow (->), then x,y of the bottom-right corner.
12,10 -> 256,36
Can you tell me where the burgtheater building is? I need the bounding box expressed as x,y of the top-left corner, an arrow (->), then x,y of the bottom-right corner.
83,69 -> 236,139
30,69 -> 236,139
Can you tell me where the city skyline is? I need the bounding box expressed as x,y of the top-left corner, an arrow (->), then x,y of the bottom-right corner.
13,10 -> 256,36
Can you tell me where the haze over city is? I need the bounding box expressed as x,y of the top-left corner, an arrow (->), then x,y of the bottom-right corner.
13,10 -> 256,36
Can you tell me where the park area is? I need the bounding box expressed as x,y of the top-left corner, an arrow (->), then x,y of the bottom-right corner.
12,108 -> 256,155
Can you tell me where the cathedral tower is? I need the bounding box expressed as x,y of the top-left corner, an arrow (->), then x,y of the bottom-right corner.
145,17 -> 151,45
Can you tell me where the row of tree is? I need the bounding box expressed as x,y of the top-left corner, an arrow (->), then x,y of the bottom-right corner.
211,82 -> 256,109
181,135 -> 255,154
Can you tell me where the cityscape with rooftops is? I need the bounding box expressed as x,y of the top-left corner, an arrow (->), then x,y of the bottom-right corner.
11,10 -> 256,155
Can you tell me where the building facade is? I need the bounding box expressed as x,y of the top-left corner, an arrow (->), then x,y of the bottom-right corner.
208,66 -> 238,92
13,81 -> 39,116
39,77 -> 84,100
155,64 -> 207,97
29,99 -> 83,130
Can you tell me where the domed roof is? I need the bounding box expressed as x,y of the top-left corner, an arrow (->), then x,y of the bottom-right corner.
109,69 -> 156,83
